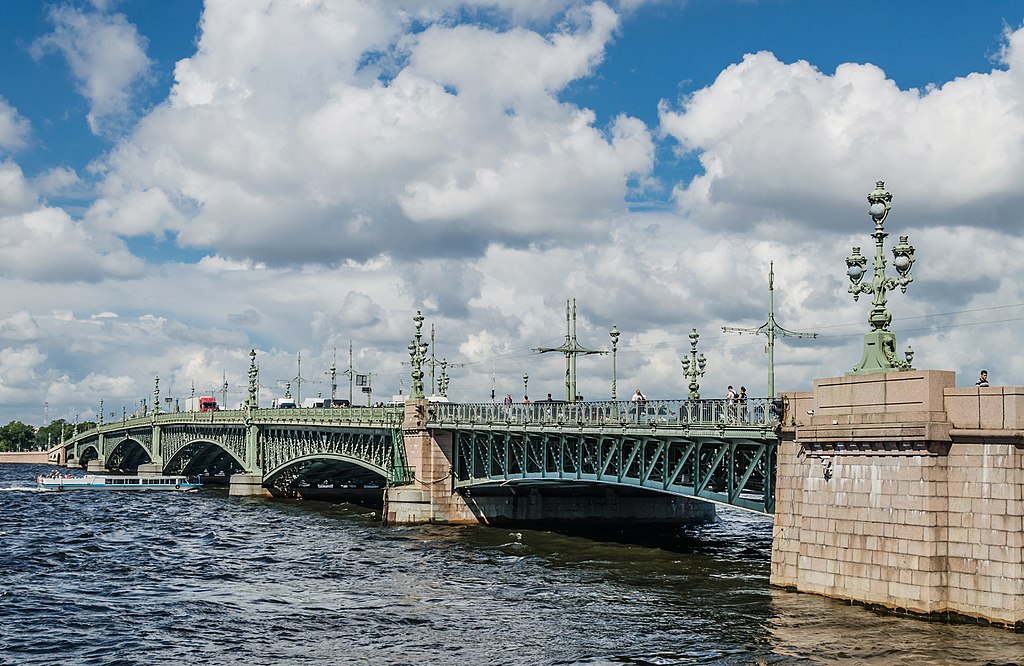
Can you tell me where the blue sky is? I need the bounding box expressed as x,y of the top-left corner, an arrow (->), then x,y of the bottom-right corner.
1,0 -> 1024,425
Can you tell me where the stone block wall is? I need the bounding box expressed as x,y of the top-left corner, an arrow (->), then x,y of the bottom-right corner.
773,370 -> 1024,627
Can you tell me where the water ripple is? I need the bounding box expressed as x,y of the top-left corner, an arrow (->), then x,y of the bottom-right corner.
2,463 -> 1022,665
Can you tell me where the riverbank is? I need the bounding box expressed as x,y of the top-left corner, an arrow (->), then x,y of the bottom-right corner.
0,451 -> 52,464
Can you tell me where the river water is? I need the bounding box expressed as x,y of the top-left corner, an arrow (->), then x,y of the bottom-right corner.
1,463 -> 1021,665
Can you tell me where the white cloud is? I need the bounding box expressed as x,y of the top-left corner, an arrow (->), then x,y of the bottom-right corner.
7,2 -> 1024,426
87,0 -> 650,266
658,49 -> 1024,233
0,98 -> 30,152
0,205 -> 144,282
31,5 -> 152,135
0,161 -> 143,282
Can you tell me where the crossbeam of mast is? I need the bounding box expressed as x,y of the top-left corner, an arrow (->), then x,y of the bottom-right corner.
722,262 -> 817,398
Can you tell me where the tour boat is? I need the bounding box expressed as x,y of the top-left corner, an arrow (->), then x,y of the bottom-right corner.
35,473 -> 201,491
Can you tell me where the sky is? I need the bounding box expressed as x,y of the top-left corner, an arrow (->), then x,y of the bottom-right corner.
2,0 -> 1024,426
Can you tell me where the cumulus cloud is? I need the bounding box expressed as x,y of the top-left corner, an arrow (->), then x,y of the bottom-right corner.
0,98 -> 30,152
31,5 -> 152,135
8,2 -> 1024,425
86,0 -> 651,267
658,48 -> 1024,234
0,161 -> 143,282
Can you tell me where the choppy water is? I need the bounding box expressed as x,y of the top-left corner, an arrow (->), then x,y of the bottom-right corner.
1,463 -> 1021,665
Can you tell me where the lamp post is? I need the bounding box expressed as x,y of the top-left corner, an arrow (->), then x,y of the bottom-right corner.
523,372 -> 529,400
247,348 -> 258,409
153,376 -> 160,415
680,328 -> 707,399
409,311 -> 429,400
845,181 -> 916,375
609,325 -> 620,403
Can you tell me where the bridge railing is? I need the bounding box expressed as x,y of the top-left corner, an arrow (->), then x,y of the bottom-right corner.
74,406 -> 404,440
429,398 -> 777,428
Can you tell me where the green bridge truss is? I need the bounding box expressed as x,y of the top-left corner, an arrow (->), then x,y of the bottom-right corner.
65,407 -> 409,489
431,398 -> 781,514
62,398 -> 781,513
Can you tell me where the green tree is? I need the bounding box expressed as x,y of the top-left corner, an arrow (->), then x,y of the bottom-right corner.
34,419 -> 67,450
0,421 -> 37,452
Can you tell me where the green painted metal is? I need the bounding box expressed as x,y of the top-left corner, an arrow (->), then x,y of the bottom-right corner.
61,406 -> 407,490
429,397 -> 776,428
679,328 -> 707,400
450,423 -> 777,514
62,395 -> 780,514
535,299 -> 607,403
723,262 -> 818,398
846,181 -> 917,375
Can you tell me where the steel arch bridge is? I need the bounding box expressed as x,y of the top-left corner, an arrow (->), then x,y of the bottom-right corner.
430,398 -> 781,514
60,397 -> 781,514
62,407 -> 409,491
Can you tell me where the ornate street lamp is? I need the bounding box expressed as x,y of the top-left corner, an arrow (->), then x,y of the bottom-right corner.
680,328 -> 707,399
845,181 -> 916,375
409,311 -> 429,399
247,348 -> 259,409
439,359 -> 451,397
153,376 -> 160,415
523,372 -> 529,400
609,325 -> 620,402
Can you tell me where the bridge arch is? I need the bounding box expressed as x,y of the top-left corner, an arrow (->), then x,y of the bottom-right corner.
165,437 -> 246,478
265,453 -> 390,490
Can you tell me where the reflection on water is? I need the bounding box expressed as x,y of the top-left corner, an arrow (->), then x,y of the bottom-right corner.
1,463 -> 1021,665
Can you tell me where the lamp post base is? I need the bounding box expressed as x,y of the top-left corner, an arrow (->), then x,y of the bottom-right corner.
847,330 -> 913,376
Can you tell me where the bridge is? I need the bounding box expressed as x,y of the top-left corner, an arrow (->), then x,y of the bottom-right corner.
51,352 -> 1024,630
58,395 -> 781,515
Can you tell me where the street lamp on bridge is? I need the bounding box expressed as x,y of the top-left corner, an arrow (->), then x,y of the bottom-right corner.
609,325 -> 620,403
845,181 -> 916,375
408,311 -> 429,400
680,328 -> 707,400
523,372 -> 529,401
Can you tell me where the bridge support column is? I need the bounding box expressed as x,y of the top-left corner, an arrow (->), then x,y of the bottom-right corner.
229,473 -> 270,496
229,414 -> 267,496
86,459 -> 106,472
773,370 -> 1023,628
386,399 -> 477,524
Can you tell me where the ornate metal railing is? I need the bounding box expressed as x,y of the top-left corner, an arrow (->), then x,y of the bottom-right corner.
70,406 -> 404,442
430,398 -> 777,429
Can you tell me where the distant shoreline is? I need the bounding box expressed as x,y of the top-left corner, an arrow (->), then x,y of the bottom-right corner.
0,451 -> 53,465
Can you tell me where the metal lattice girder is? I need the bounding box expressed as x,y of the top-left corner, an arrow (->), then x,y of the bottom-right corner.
60,408 -> 407,486
452,425 -> 777,514
261,425 -> 398,484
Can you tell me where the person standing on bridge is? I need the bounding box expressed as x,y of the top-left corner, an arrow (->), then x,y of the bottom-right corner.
976,370 -> 989,387
631,389 -> 647,422
737,386 -> 748,423
504,392 -> 513,418
726,385 -> 738,423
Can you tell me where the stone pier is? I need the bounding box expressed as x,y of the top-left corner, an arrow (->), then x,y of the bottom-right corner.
772,370 -> 1024,627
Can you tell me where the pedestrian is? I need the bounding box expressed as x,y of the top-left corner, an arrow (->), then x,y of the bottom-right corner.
631,389 -> 647,422
737,386 -> 747,422
726,385 -> 737,422
504,392 -> 513,418
976,369 -> 989,387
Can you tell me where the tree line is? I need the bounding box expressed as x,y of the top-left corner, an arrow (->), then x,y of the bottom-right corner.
0,419 -> 97,452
